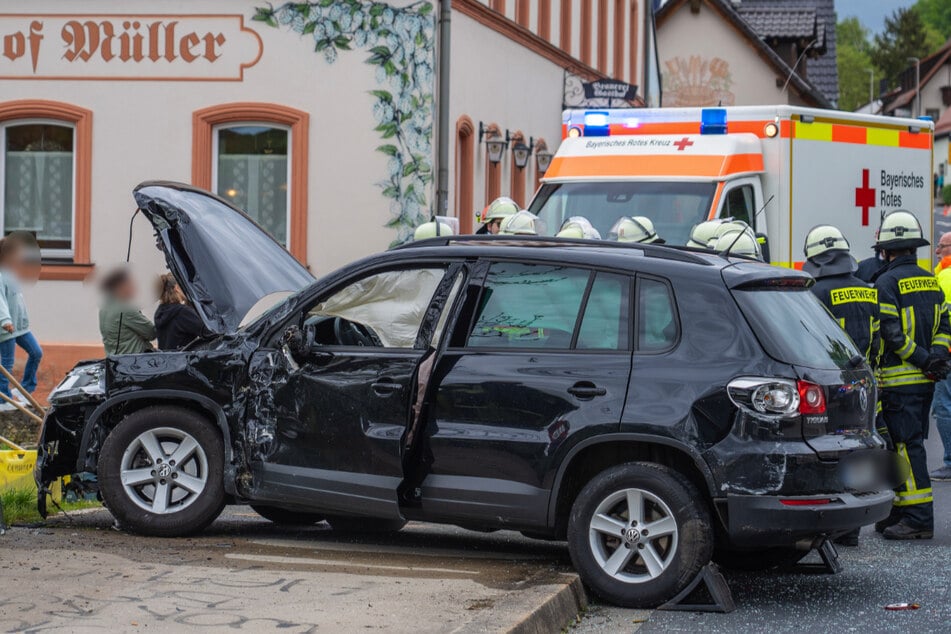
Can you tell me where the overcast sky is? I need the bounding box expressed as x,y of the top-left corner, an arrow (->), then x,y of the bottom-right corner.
836,0 -> 917,35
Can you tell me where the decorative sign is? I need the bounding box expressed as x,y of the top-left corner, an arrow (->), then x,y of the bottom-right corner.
0,14 -> 262,81
582,78 -> 638,102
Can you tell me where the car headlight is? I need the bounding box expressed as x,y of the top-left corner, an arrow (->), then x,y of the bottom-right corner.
49,362 -> 105,404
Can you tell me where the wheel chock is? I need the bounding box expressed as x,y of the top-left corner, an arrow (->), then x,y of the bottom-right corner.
658,562 -> 736,613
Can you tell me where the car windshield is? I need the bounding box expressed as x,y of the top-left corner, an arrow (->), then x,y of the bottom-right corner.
528,181 -> 716,245
733,287 -> 861,370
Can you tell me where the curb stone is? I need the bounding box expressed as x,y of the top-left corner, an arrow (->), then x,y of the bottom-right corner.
457,573 -> 588,633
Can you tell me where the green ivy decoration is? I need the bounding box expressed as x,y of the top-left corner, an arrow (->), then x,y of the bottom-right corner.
254,1 -> 435,245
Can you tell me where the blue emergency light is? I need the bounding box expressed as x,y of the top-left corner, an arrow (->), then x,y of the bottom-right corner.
583,111 -> 610,136
700,108 -> 727,135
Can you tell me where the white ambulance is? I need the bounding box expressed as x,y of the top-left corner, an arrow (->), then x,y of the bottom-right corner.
527,106 -> 935,268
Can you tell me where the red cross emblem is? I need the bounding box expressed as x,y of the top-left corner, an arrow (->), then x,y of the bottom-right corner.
673,137 -> 694,151
854,168 -> 876,226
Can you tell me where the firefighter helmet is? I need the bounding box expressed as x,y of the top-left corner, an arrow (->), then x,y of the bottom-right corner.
610,216 -> 663,243
499,210 -> 539,235
556,216 -> 601,240
713,228 -> 762,259
482,197 -> 519,222
875,210 -> 929,251
413,220 -> 454,240
803,225 -> 850,259
686,219 -> 724,248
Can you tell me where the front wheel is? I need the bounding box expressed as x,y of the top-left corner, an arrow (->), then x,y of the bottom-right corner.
98,406 -> 225,537
567,462 -> 713,608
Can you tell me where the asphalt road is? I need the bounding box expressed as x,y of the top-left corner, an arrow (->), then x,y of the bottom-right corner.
576,419 -> 951,633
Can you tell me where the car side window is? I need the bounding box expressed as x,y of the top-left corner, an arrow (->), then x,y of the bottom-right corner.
721,184 -> 754,227
576,273 -> 631,350
637,277 -> 678,352
306,268 -> 444,348
467,263 -> 588,349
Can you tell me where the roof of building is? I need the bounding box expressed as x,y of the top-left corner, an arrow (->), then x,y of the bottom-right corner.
735,7 -> 820,41
656,0 -> 833,109
935,108 -> 951,138
883,39 -> 951,114
733,0 -> 838,106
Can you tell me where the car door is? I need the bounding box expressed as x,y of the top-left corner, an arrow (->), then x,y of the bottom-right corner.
420,260 -> 634,527
246,263 -> 464,519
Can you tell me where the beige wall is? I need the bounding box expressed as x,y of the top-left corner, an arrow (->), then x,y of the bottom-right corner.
656,5 -> 809,107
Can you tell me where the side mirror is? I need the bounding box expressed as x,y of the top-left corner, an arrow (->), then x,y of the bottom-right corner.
282,324 -> 333,363
756,233 -> 771,263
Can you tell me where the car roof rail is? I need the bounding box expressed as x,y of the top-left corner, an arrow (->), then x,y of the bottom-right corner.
393,234 -> 712,265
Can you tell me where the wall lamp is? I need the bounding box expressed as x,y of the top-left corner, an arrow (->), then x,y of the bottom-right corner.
479,122 -> 509,164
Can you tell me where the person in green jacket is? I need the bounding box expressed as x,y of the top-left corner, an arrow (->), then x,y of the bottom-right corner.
98,268 -> 156,355
0,232 -> 42,411
931,232 -> 951,481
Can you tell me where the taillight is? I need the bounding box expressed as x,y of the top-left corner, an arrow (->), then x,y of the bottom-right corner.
779,498 -> 831,506
727,377 -> 799,416
797,381 -> 826,414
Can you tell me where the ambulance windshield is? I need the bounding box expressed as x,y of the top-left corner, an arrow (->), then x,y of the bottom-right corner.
528,181 -> 716,245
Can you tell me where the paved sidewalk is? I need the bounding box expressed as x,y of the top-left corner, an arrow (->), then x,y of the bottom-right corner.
0,510 -> 583,633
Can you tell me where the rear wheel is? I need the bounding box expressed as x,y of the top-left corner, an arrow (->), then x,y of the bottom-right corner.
713,546 -> 809,571
251,505 -> 325,526
98,406 -> 225,536
567,463 -> 713,608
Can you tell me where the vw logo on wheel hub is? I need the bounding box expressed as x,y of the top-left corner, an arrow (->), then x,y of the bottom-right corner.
623,527 -> 641,544
157,463 -> 172,478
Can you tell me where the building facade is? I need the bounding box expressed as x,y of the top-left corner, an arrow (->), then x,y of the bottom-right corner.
0,0 -> 649,396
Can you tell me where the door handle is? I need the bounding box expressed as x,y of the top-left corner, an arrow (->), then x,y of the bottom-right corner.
568,382 -> 607,399
371,378 -> 403,395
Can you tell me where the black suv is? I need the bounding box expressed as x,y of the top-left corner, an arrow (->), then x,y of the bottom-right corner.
37,183 -> 893,607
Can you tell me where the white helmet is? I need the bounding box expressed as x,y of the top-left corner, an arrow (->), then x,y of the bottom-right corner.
803,225 -> 850,259
610,216 -> 663,243
482,197 -> 519,222
687,219 -> 724,248
413,220 -> 454,240
556,216 -> 602,240
713,228 -> 762,259
875,210 -> 928,251
500,210 -> 540,235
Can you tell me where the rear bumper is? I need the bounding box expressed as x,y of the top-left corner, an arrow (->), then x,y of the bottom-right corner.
724,489 -> 894,547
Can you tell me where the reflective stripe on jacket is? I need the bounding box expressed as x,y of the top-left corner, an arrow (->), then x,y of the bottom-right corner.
875,255 -> 951,390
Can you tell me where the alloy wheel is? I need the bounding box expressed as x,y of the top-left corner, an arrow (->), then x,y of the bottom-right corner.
588,487 -> 679,583
119,426 -> 208,514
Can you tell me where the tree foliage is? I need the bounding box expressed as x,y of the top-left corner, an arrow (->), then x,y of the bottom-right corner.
871,6 -> 944,83
916,0 -> 951,40
837,18 -> 875,111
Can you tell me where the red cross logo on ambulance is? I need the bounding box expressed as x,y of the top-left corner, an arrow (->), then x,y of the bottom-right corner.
854,168 -> 875,227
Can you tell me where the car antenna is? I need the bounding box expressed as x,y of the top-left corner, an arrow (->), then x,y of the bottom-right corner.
718,195 -> 774,259
112,209 -> 142,355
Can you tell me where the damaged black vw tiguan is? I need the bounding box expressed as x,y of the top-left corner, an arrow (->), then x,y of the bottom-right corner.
36,182 -> 894,607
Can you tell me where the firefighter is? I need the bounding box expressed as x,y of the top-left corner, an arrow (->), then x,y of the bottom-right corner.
413,219 -> 454,241
610,216 -> 665,244
711,228 -> 762,260
556,216 -> 601,240
874,210 -> 951,540
686,219 -> 724,248
803,225 -> 881,546
477,197 -> 518,234
499,210 -> 540,235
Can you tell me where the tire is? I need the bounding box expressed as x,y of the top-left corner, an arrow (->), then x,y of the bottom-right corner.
713,547 -> 809,571
251,505 -> 325,526
567,462 -> 713,608
98,406 -> 225,537
326,515 -> 407,533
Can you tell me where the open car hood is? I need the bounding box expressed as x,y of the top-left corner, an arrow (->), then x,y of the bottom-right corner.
133,181 -> 314,335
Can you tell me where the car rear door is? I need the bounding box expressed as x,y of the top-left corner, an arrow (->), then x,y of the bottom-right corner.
420,259 -> 634,527
245,264 -> 464,519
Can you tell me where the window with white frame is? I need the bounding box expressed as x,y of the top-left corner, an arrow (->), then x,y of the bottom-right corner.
0,121 -> 75,257
213,124 -> 291,246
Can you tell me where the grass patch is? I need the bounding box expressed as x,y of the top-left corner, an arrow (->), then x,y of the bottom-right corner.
2,488 -> 100,526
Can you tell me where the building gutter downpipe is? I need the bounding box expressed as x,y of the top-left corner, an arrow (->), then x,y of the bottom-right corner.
435,0 -> 451,218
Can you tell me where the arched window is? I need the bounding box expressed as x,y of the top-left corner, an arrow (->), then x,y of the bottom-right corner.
0,100 -> 92,280
533,138 -> 550,193
193,103 -> 309,263
455,116 -> 475,234
509,130 -> 527,207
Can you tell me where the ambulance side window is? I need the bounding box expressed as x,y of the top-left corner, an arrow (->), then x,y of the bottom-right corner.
721,185 -> 755,227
